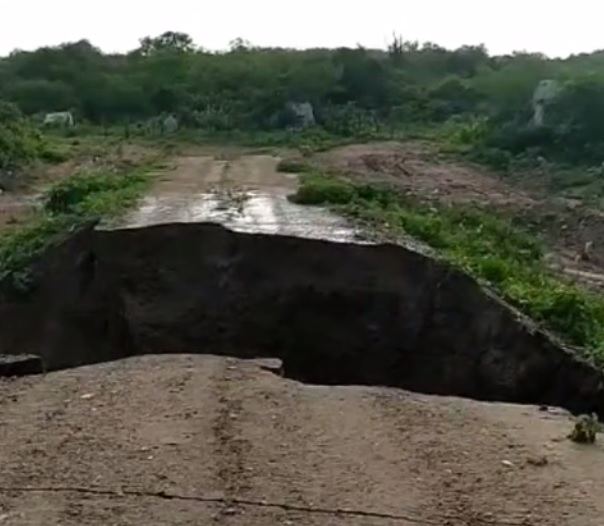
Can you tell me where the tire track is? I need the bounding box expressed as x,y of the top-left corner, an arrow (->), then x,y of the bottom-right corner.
230,362 -> 430,525
209,358 -> 254,523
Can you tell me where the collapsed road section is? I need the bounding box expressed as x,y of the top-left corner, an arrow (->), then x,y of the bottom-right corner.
0,221 -> 603,418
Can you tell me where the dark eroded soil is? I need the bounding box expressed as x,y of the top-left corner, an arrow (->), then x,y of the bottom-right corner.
0,222 -> 603,420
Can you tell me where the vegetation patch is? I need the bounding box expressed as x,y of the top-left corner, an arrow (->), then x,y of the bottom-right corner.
44,169 -> 152,217
569,414 -> 602,444
0,101 -> 49,175
0,166 -> 158,288
291,173 -> 604,365
276,158 -> 313,174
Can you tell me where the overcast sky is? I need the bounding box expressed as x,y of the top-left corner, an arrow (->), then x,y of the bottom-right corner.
1,0 -> 601,57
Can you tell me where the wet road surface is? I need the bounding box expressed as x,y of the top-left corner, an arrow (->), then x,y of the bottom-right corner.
119,154 -> 363,243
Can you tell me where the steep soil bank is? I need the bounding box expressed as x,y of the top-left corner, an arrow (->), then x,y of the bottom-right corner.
1,222 -> 603,418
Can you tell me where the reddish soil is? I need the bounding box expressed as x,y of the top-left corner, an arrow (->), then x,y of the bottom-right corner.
319,141 -> 604,290
318,141 -> 536,207
0,194 -> 36,230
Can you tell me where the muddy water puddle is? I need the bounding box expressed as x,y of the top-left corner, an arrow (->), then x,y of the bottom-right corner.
118,190 -> 367,243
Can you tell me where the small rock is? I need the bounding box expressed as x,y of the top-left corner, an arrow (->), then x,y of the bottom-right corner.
224,507 -> 237,515
501,460 -> 514,467
81,393 -> 94,400
527,455 -> 548,467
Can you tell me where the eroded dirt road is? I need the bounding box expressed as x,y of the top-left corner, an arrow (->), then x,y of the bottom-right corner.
2,149 -> 604,525
2,355 -> 604,526
121,154 -> 361,242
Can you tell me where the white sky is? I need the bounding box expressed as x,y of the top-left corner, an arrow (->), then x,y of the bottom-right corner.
1,0 -> 602,58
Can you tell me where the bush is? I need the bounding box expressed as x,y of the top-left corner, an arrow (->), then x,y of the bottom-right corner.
0,166 -> 156,288
0,214 -> 73,287
276,159 -> 312,173
43,170 -> 149,216
0,101 -> 46,171
289,174 -> 357,205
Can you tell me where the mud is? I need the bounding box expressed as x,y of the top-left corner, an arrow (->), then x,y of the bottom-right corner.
1,221 -> 603,418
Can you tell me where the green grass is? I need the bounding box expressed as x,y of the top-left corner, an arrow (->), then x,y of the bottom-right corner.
276,158 -> 313,174
43,123 -> 421,156
0,165 -> 159,289
43,169 -> 152,217
291,172 -> 604,365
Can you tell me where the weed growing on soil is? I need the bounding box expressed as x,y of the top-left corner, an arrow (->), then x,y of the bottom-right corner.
0,215 -> 71,288
276,159 -> 313,174
291,173 -> 604,364
0,166 -> 157,287
44,169 -> 151,217
569,414 -> 601,444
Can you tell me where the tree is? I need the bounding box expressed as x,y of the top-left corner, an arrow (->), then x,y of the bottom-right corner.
138,32 -> 195,56
0,101 -> 44,171
1,29 -> 604,166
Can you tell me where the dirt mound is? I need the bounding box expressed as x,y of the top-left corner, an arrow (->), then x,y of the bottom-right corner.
1,222 -> 603,417
319,141 -> 536,206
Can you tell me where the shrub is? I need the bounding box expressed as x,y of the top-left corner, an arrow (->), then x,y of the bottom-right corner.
276,159 -> 312,173
289,174 -> 357,205
0,166 -> 156,288
43,170 -> 149,216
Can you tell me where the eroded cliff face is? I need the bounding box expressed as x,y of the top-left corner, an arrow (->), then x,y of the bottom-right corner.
0,221 -> 602,417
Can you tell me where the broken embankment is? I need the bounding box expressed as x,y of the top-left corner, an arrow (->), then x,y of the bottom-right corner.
0,221 -> 603,418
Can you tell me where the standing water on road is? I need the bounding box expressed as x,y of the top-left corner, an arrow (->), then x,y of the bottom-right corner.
116,154 -> 366,243
121,190 -> 363,242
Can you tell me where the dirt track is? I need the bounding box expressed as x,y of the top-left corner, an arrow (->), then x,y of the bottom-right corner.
121,154 -> 360,242
2,355 -> 604,526
2,150 -> 604,525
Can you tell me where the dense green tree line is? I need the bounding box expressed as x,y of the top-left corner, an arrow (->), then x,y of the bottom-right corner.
2,32 -> 604,165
